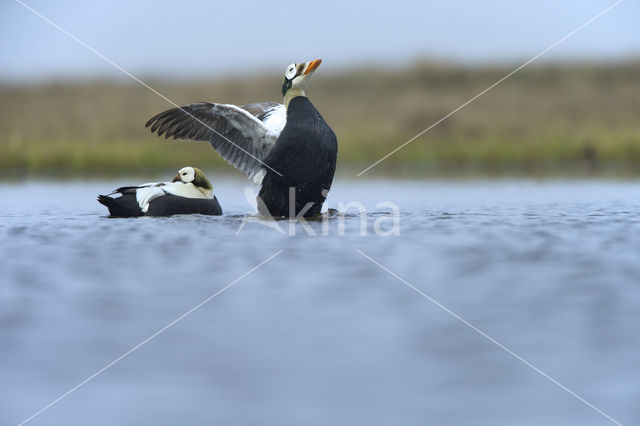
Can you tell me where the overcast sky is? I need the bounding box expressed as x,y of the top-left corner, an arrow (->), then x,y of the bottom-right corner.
2,0 -> 639,82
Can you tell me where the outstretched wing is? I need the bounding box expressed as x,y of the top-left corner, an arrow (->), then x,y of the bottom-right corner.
146,102 -> 285,181
241,102 -> 284,123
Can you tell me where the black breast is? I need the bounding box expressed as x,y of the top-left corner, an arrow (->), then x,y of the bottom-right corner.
258,96 -> 338,217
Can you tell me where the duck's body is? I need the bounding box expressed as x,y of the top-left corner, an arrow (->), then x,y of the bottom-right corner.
98,167 -> 222,217
145,59 -> 337,218
259,96 -> 337,217
98,192 -> 222,217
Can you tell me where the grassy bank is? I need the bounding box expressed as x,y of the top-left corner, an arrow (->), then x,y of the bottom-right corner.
1,61 -> 639,177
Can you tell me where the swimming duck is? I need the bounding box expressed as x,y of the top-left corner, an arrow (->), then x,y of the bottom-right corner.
145,59 -> 337,217
97,167 -> 222,217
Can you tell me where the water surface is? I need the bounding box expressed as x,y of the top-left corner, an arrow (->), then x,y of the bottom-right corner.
1,179 -> 639,426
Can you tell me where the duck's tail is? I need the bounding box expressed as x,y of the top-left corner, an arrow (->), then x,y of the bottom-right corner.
97,194 -> 143,218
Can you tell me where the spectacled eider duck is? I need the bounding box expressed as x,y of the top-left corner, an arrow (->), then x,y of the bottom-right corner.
97,167 -> 222,217
145,59 -> 337,218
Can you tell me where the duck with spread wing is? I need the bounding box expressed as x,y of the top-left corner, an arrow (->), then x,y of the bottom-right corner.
145,59 -> 337,218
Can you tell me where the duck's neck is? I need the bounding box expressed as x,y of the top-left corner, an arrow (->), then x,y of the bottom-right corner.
284,89 -> 306,108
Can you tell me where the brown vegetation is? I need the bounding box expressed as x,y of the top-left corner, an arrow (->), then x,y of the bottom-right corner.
1,61 -> 639,177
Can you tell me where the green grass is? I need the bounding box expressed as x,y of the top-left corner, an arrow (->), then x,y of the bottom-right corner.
1,60 -> 639,177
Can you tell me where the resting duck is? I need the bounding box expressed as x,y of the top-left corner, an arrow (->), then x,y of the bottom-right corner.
97,167 -> 222,217
145,59 -> 337,217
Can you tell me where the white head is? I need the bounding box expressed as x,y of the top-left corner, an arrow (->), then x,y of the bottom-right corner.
282,59 -> 322,105
173,166 -> 213,198
175,166 -> 196,183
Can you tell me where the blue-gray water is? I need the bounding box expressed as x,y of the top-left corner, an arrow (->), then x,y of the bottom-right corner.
1,179 -> 639,426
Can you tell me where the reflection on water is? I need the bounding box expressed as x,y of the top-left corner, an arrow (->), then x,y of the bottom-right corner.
1,179 -> 639,426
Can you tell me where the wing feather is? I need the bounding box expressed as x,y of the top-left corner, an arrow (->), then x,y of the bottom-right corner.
146,102 -> 285,180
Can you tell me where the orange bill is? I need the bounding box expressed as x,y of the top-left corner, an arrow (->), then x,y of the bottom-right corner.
304,59 -> 322,74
